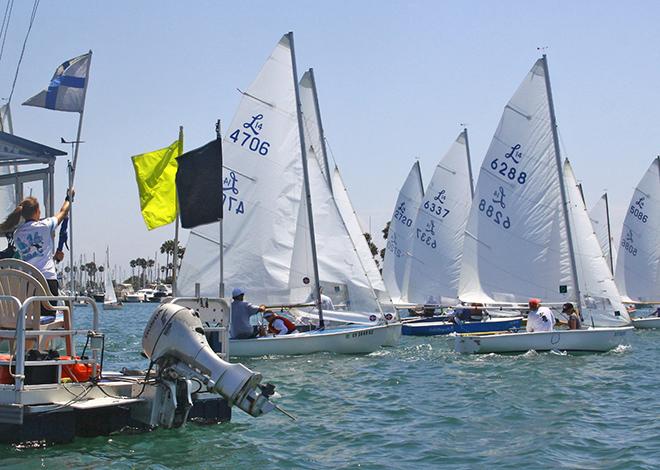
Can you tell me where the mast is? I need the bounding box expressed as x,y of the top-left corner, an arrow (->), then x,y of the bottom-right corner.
172,126 -> 183,296
288,32 -> 324,328
216,119 -> 224,298
603,192 -> 614,274
67,50 -> 93,297
307,68 -> 333,195
542,54 -> 581,307
463,127 -> 475,198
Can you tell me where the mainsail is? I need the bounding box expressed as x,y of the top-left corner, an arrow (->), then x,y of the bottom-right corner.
588,193 -> 614,273
178,35 -> 304,302
382,161 -> 424,303
614,157 -> 660,303
564,161 -> 630,326
458,59 -> 573,304
406,131 -> 473,304
297,69 -> 388,310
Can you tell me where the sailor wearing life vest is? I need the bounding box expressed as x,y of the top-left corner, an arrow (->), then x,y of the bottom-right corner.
263,310 -> 297,336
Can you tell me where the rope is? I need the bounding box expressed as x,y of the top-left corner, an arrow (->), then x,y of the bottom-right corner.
7,0 -> 39,104
0,0 -> 14,74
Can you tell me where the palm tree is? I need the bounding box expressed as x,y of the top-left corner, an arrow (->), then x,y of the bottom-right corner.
130,259 -> 137,281
147,259 -> 155,284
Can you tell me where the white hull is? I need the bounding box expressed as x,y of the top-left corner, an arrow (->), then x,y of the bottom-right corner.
455,327 -> 634,354
632,317 -> 660,329
381,322 -> 402,347
103,302 -> 123,310
123,294 -> 142,303
229,324 -> 390,357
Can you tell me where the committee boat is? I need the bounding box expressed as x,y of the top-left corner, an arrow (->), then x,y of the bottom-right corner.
454,55 -> 631,354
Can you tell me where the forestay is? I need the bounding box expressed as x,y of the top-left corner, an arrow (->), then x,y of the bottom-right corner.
177,35 -> 303,302
406,131 -> 473,305
564,160 -> 630,326
296,71 -> 387,310
458,59 -> 573,304
288,152 -> 381,313
331,167 -> 390,304
588,193 -> 614,273
614,157 -> 660,303
382,162 -> 424,303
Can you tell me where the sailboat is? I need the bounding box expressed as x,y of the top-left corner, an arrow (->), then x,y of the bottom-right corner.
382,161 -> 424,304
614,157 -> 660,328
177,33 -> 392,356
103,247 -> 122,310
291,69 -> 400,342
399,129 -> 523,335
455,55 -> 632,354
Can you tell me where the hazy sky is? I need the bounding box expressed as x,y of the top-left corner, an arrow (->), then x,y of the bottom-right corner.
0,0 -> 658,277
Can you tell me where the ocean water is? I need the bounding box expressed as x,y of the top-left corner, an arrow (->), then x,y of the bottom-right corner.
1,303 -> 658,469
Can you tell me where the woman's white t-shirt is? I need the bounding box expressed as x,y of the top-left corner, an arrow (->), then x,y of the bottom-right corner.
14,217 -> 58,280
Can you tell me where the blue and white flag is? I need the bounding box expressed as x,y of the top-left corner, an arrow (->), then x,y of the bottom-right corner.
23,52 -> 91,113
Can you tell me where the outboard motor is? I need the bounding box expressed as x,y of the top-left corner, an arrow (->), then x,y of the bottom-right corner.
142,303 -> 275,427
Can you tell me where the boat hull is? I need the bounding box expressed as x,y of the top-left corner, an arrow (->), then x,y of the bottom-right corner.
455,327 -> 634,354
228,325 -> 390,357
632,317 -> 660,329
402,317 -> 522,336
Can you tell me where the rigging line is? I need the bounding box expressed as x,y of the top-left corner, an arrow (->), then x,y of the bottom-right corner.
7,0 -> 39,104
0,0 -> 14,73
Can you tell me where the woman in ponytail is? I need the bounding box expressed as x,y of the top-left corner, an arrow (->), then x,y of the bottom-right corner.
0,189 -> 74,296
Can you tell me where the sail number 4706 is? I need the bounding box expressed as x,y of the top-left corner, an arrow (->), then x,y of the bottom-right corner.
229,129 -> 270,156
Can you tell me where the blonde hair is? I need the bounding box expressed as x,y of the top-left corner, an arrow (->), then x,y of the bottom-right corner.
0,197 -> 39,232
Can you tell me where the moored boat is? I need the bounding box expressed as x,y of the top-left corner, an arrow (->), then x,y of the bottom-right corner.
403,316 -> 523,336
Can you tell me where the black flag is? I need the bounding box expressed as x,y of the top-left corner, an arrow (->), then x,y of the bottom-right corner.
176,139 -> 222,229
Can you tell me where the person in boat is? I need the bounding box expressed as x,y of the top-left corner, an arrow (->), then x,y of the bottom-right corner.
562,302 -> 582,330
526,298 -> 555,333
230,287 -> 266,339
0,190 -> 73,296
421,296 -> 439,317
262,310 -> 297,336
306,287 -> 335,311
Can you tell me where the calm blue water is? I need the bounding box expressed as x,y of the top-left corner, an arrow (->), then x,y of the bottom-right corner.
1,303 -> 658,469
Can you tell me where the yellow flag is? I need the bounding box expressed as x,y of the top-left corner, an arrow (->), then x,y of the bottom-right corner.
131,136 -> 182,230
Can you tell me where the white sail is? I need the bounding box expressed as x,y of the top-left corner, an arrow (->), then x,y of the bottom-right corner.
288,151 -> 381,312
406,131 -> 473,304
614,157 -> 660,303
104,267 -> 118,304
564,161 -> 630,326
588,194 -> 614,273
299,71 -> 331,186
178,35 -> 303,302
458,59 -> 573,304
331,167 -> 389,302
382,161 -> 424,303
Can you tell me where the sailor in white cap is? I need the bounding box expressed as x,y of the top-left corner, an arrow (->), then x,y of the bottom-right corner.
230,288 -> 265,339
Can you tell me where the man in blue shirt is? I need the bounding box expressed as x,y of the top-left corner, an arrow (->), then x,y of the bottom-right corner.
230,288 -> 265,339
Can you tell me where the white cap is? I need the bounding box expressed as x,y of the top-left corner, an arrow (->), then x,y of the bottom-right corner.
232,287 -> 245,298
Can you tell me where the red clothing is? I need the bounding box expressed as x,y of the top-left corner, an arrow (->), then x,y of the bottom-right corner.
267,315 -> 296,335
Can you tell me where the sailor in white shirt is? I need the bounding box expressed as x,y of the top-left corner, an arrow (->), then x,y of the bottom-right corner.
526,298 -> 556,332
306,287 -> 335,311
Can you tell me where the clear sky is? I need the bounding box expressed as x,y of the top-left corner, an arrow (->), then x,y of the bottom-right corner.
0,0 -> 658,277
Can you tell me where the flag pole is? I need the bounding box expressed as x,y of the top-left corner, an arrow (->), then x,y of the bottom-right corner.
216,119 -> 224,298
172,126 -> 183,296
67,50 -> 93,296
